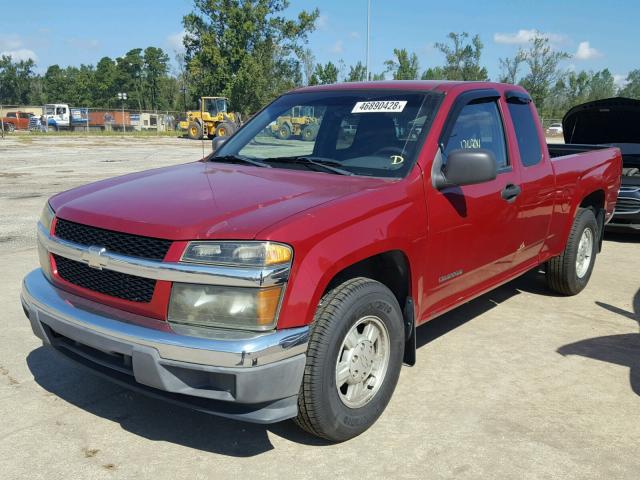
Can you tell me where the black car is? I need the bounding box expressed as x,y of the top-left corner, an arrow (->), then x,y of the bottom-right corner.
563,97 -> 640,230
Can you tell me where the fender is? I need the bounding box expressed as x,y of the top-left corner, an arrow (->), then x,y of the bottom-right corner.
259,171 -> 429,330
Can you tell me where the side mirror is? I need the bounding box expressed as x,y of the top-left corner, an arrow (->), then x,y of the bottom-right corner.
211,136 -> 227,152
435,148 -> 497,189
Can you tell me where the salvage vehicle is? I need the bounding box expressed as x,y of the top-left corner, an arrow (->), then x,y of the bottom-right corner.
1,111 -> 34,132
562,97 -> 640,230
21,81 -> 622,442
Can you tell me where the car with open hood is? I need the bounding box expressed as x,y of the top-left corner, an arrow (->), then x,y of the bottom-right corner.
563,97 -> 640,230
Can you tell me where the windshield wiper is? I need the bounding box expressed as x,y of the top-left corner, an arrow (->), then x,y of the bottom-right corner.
210,154 -> 271,168
262,156 -> 353,176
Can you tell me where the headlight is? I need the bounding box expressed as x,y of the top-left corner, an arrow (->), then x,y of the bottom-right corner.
181,241 -> 292,267
168,283 -> 283,331
39,202 -> 55,233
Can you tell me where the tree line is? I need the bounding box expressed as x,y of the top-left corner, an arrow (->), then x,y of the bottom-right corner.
2,0 -> 640,120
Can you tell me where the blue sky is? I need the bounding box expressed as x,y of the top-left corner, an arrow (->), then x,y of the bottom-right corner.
1,0 -> 636,86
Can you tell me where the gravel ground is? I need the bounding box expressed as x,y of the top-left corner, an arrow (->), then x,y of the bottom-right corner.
0,136 -> 638,479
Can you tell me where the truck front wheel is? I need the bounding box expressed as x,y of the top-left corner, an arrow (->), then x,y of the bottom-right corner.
546,207 -> 598,295
295,277 -> 404,441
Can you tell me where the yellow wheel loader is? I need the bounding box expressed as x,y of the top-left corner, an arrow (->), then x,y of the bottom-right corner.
179,97 -> 242,140
270,106 -> 318,141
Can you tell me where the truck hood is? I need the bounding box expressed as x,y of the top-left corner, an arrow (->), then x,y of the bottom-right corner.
563,97 -> 640,145
563,97 -> 640,170
50,161 -> 390,240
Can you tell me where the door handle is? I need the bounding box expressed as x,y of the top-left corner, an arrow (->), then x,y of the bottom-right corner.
501,184 -> 521,202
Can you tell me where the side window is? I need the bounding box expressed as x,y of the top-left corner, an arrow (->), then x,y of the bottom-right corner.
508,101 -> 542,167
444,100 -> 508,169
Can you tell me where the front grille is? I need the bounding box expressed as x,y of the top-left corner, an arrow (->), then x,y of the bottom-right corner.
55,218 -> 172,260
614,197 -> 640,214
54,254 -> 156,302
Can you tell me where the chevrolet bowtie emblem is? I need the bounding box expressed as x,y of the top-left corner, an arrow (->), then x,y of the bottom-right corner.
82,245 -> 108,270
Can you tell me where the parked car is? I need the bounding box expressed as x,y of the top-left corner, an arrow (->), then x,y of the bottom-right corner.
1,111 -> 34,132
546,122 -> 563,136
562,97 -> 640,230
21,81 -> 622,442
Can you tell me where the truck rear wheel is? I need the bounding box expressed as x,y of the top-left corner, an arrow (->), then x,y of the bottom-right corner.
295,277 -> 404,442
546,207 -> 598,295
187,122 -> 202,140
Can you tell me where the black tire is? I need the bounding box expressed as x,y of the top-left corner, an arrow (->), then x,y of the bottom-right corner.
215,121 -> 235,137
547,207 -> 598,295
187,121 -> 202,140
5,122 -> 15,133
276,123 -> 291,140
295,277 -> 404,442
301,124 -> 318,141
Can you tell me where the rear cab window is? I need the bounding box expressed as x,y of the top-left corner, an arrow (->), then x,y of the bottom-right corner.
507,96 -> 543,167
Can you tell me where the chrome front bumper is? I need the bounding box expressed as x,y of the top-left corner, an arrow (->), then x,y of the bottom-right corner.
21,269 -> 309,423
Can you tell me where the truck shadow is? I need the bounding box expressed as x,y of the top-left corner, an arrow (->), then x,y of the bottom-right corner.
415,267 -> 551,349
26,348 -> 331,457
603,230 -> 640,243
556,289 -> 640,397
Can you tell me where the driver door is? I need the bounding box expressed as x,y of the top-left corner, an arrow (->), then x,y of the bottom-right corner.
424,92 -> 523,316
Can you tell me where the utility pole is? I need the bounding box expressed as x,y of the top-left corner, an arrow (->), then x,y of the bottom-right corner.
366,0 -> 371,81
117,92 -> 127,137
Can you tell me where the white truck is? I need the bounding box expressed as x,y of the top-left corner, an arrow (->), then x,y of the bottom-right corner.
41,104 -> 88,131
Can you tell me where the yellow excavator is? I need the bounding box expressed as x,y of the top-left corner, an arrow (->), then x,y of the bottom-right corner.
179,97 -> 242,140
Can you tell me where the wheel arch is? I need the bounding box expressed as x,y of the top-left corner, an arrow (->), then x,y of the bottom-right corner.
317,249 -> 416,365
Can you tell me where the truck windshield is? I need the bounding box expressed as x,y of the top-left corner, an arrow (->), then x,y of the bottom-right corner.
213,90 -> 443,178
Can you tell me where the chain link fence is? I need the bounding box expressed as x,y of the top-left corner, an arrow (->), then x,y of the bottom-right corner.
1,104 -> 187,136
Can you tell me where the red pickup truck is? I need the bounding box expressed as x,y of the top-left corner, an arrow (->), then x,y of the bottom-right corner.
21,81 -> 621,441
1,111 -> 33,132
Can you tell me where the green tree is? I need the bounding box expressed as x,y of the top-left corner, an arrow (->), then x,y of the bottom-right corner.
346,61 -> 367,82
183,0 -> 318,114
310,61 -> 339,84
116,49 -> 145,110
143,47 -> 170,110
384,48 -> 419,80
427,32 -> 488,81
43,65 -> 69,103
518,36 -> 570,109
94,57 -> 118,107
619,70 -> 640,98
0,55 -> 37,104
371,72 -> 385,81
498,51 -> 525,84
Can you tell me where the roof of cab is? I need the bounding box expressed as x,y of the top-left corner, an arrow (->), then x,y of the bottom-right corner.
291,80 -> 519,95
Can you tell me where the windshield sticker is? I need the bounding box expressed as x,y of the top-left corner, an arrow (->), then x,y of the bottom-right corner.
352,100 -> 407,113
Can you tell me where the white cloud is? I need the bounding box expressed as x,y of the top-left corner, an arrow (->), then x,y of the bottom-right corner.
167,31 -> 187,52
0,34 -> 39,61
330,40 -> 344,54
574,41 -> 602,60
493,29 -> 566,45
349,31 -> 360,39
316,14 -> 329,30
614,74 -> 628,89
0,48 -> 37,61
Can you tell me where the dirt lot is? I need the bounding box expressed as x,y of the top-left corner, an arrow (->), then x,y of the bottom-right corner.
0,136 -> 638,479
